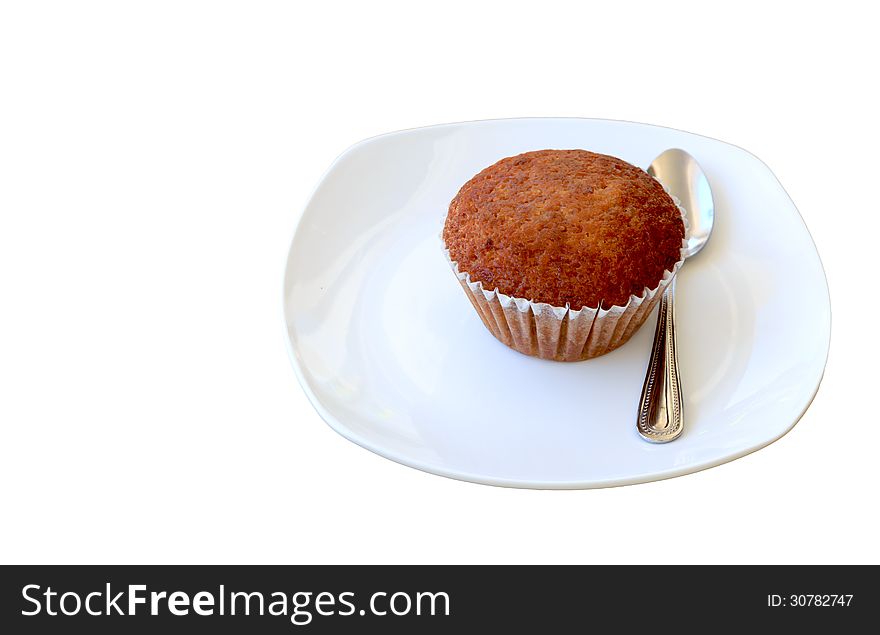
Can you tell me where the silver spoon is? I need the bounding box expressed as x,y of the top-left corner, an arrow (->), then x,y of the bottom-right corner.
637,149 -> 715,443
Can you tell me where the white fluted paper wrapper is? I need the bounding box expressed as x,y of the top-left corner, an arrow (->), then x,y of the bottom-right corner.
442,182 -> 689,361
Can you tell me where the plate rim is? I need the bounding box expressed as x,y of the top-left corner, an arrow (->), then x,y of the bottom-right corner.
282,116 -> 832,489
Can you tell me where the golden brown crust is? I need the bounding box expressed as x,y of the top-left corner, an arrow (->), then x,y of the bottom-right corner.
443,149 -> 684,309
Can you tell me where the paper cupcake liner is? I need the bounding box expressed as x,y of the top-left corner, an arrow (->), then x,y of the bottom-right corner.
443,182 -> 689,361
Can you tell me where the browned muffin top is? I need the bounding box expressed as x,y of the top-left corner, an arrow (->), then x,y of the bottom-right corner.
443,149 -> 685,309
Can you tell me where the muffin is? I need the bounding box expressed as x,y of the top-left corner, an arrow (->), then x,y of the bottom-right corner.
442,149 -> 686,361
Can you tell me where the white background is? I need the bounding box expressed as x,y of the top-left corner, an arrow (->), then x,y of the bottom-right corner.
1,1 -> 877,564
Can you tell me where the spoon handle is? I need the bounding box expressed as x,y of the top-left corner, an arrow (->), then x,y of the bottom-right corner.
637,279 -> 684,443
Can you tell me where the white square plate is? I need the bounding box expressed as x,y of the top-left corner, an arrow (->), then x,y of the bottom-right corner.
283,118 -> 830,488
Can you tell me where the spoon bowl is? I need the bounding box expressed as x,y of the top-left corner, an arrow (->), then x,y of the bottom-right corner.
648,148 -> 715,258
